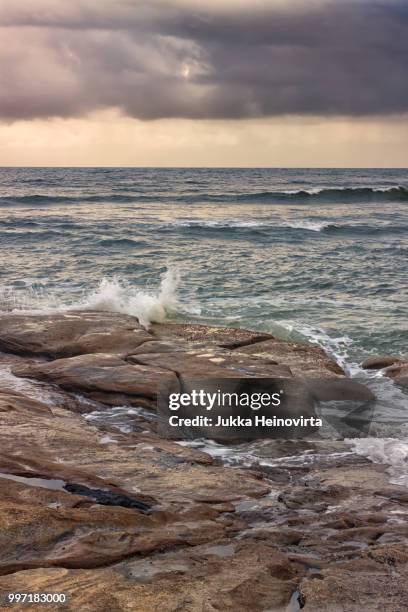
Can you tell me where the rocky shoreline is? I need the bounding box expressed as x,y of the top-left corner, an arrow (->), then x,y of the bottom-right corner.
0,311 -> 407,611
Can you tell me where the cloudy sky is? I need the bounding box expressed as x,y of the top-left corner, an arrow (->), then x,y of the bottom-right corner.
1,0 -> 407,166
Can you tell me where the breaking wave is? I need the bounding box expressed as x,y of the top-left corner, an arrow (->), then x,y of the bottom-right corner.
1,185 -> 407,207
170,219 -> 407,235
173,219 -> 335,232
78,269 -> 180,328
0,268 -> 181,329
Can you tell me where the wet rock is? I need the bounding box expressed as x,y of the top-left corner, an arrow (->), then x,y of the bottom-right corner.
62,483 -> 153,512
278,484 -> 348,510
300,548 -> 408,611
383,362 -> 408,387
0,540 -> 301,611
0,311 -> 153,358
361,355 -> 401,370
394,376 -> 408,389
0,312 -> 405,610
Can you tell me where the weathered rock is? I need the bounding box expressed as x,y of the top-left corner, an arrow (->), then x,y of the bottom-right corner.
0,540 -> 301,611
0,386 -> 273,585
0,311 -> 402,611
361,355 -> 402,370
304,378 -> 376,403
12,353 -> 178,405
0,311 -> 153,358
382,361 -> 408,388
234,338 -> 345,378
394,376 -> 408,389
128,348 -> 292,379
151,322 -> 273,349
384,362 -> 408,382
300,548 -> 408,611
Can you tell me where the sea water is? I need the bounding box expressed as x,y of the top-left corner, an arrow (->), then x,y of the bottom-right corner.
0,167 -> 407,478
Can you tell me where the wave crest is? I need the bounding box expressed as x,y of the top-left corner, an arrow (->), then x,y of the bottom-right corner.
1,185 -> 407,206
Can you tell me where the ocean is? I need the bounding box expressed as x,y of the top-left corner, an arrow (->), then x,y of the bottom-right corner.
0,167 -> 407,481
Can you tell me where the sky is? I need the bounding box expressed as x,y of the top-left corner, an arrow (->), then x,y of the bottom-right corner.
0,0 -> 407,167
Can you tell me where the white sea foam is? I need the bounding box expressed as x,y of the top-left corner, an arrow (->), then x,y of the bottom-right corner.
78,268 -> 180,328
281,187 -> 324,195
174,219 -> 262,229
277,320 -> 357,375
282,221 -> 332,232
345,437 -> 408,486
173,218 -> 332,232
0,268 -> 181,329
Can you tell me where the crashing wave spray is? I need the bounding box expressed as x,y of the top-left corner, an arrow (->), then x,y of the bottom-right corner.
1,268 -> 181,329
78,268 -> 181,328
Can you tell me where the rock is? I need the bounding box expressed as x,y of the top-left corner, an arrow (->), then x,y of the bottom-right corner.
0,311 -> 403,610
304,378 -> 376,403
12,353 -> 178,405
278,484 -> 347,511
300,549 -> 408,611
151,322 -> 273,349
234,338 -> 345,378
383,361 -> 408,388
0,386 -> 274,581
394,376 -> 408,389
0,540 -> 300,611
384,362 -> 408,384
361,355 -> 401,370
128,348 -> 293,379
0,311 -> 153,358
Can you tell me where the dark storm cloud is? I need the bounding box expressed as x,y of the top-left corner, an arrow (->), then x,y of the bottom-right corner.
0,0 -> 407,121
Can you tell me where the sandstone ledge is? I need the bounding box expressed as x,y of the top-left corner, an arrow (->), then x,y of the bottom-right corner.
0,311 -> 404,611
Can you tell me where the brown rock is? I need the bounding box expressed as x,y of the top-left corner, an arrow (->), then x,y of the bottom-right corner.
394,376 -> 408,388
304,378 -> 376,402
361,355 -> 401,370
128,348 -> 292,379
151,322 -> 273,349
301,550 -> 408,611
12,353 -> 178,404
0,540 -> 300,611
0,311 -> 152,358
384,362 -> 408,382
234,338 -> 345,378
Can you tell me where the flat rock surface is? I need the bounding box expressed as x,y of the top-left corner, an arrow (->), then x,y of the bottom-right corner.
151,322 -> 274,349
235,338 -> 346,378
12,353 -> 178,405
0,311 -> 153,358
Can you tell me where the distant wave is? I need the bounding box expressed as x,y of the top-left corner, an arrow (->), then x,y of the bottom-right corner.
173,219 -> 333,232
227,185 -> 408,204
170,219 -> 407,235
1,185 -> 407,206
